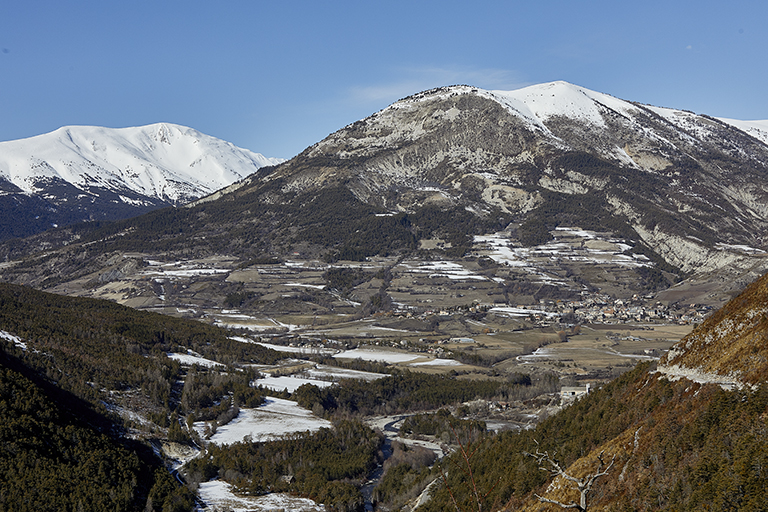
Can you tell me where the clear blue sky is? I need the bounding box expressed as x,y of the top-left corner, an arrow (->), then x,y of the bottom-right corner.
1,1 -> 766,159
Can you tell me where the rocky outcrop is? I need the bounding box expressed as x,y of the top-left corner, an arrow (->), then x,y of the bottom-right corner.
659,271 -> 768,386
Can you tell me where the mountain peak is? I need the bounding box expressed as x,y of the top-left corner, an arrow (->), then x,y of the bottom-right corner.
486,81 -> 637,130
0,123 -> 282,200
0,123 -> 284,240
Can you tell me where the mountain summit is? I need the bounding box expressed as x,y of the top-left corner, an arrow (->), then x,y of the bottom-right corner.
0,123 -> 283,240
224,81 -> 768,274
4,82 -> 768,303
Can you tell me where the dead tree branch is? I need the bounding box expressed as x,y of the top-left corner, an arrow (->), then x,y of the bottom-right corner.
524,441 -> 615,511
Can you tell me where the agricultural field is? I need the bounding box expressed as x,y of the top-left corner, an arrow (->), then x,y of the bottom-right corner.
42,240 -> 697,386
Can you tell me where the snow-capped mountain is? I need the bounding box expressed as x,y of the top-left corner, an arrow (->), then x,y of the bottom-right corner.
4,82 -> 768,303
245,81 -> 768,276
0,123 -> 283,240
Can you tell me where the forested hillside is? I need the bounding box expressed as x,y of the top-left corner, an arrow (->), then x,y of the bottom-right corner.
0,283 -> 281,413
0,350 -> 194,512
0,283 -> 289,512
418,362 -> 768,511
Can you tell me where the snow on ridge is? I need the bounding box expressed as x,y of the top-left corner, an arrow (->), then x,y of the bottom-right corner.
487,81 -> 639,129
333,347 -> 421,363
0,123 -> 284,203
386,81 -> 640,133
386,81 -> 767,151
716,117 -> 768,145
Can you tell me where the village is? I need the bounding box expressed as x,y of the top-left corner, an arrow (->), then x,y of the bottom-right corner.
405,291 -> 713,330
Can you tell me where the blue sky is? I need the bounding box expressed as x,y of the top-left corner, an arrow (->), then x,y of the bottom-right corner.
1,1 -> 766,159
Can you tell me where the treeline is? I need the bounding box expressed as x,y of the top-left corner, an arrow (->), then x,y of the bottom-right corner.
184,419 -> 382,512
293,370 -> 533,416
0,351 -> 194,512
418,362 -> 768,511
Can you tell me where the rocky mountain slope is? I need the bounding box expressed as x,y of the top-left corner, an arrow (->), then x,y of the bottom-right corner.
0,123 -> 282,240
237,81 -> 768,276
659,269 -> 768,386
3,82 -> 768,303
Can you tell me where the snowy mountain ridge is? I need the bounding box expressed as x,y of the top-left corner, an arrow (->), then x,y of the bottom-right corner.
391,81 -> 768,139
0,123 -> 283,240
5,81 -> 768,307
0,122 -> 283,204
380,81 -> 768,169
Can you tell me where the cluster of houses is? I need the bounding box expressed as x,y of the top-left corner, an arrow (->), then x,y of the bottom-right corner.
392,292 -> 712,327
550,293 -> 713,325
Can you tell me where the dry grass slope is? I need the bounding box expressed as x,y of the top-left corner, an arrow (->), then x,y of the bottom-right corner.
661,271 -> 768,385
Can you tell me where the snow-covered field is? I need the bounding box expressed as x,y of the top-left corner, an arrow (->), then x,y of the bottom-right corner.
198,480 -> 325,512
212,314 -> 299,332
167,352 -> 223,368
396,260 -> 488,281
254,341 -> 337,355
255,375 -> 335,393
517,345 -> 657,363
333,347 -> 421,363
195,397 -> 331,445
142,264 -> 231,279
489,306 -> 559,319
305,365 -> 388,382
411,358 -> 463,367
254,366 -> 388,390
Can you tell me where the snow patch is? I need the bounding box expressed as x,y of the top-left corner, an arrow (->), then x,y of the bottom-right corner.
411,358 -> 463,367
0,330 -> 26,350
167,352 -> 223,368
254,376 -> 334,393
198,480 -> 325,512
195,397 -> 332,445
333,347 -> 421,363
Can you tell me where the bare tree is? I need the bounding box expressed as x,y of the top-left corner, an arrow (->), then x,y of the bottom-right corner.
525,441 -> 615,511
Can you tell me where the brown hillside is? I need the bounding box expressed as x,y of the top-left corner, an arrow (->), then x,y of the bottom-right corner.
660,271 -> 768,385
509,371 -> 768,511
